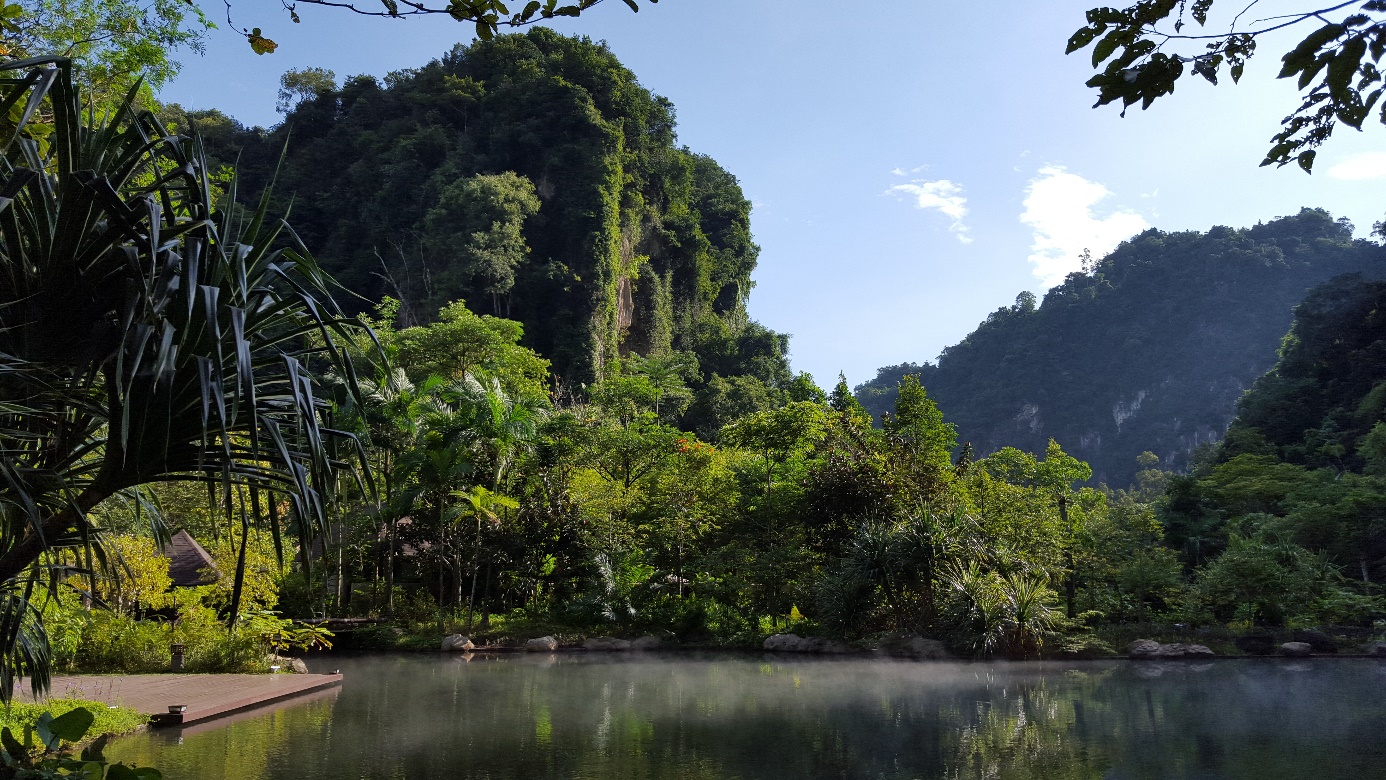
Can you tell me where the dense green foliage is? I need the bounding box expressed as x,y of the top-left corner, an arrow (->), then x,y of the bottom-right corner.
173,30 -> 793,424
1163,274 -> 1386,609
291,316 -> 1139,654
3,32 -> 1383,695
3,0 -> 209,104
857,209 -> 1386,487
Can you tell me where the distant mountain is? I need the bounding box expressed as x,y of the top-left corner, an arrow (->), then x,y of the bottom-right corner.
855,209 -> 1386,487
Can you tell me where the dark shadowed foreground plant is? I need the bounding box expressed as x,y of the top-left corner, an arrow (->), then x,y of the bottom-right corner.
945,564 -> 1062,659
0,705 -> 158,779
0,57 -> 372,702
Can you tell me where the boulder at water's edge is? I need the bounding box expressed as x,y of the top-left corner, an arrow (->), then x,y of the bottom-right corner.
1280,641 -> 1313,657
442,634 -> 475,652
527,636 -> 559,652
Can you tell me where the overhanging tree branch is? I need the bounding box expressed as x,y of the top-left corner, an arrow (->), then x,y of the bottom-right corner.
1068,0 -> 1386,171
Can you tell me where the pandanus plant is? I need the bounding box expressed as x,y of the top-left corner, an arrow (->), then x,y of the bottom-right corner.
0,58 -> 372,700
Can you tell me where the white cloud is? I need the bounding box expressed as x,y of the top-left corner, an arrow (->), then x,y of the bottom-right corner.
1020,166 -> 1148,287
1324,151 -> 1386,181
890,178 -> 972,244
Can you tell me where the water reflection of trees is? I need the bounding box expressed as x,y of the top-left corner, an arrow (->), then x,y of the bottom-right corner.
107,658 -> 1386,780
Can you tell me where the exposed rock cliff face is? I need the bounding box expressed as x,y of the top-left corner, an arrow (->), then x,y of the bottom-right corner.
857,210 -> 1386,486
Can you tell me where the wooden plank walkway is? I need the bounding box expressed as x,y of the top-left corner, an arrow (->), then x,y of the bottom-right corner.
24,673 -> 343,728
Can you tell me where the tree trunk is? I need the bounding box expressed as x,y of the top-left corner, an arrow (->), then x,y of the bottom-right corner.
1060,495 -> 1076,619
466,514 -> 482,632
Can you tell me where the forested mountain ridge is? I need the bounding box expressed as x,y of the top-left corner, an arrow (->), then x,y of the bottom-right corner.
167,30 -> 785,398
1163,273 -> 1386,590
856,210 -> 1386,487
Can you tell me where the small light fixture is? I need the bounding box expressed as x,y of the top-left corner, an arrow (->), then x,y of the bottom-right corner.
168,705 -> 187,714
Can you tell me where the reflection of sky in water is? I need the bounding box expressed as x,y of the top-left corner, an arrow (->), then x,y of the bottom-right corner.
106,655 -> 1386,780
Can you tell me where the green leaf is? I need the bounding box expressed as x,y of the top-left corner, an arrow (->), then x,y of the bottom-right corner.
475,19 -> 493,39
381,0 -> 399,15
1285,24 -> 1347,66
80,734 -> 108,762
520,0 -> 540,20
1,726 -> 25,762
1297,54 -> 1331,90
553,5 -> 581,16
1091,31 -> 1122,67
1326,36 -> 1367,96
1296,149 -> 1316,172
44,708 -> 93,745
107,765 -> 141,780
34,713 -> 56,750
1066,24 -> 1101,54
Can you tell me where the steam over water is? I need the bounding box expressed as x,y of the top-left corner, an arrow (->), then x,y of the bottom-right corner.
108,654 -> 1386,779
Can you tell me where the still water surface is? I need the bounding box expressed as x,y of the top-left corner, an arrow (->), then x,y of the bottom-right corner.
107,654 -> 1386,779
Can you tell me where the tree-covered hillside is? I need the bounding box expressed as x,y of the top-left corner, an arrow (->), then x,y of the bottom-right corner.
166,30 -> 787,403
856,210 -> 1386,487
1163,273 -> 1386,593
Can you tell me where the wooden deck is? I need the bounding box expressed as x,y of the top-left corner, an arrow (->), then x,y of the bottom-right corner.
26,673 -> 343,728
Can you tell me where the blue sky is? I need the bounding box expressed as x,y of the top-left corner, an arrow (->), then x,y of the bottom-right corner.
163,0 -> 1386,388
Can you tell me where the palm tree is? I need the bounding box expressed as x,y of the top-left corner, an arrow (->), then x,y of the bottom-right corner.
449,373 -> 548,491
446,374 -> 547,623
339,367 -> 428,615
0,58 -> 371,700
393,416 -> 475,626
628,352 -> 697,418
452,485 -> 518,632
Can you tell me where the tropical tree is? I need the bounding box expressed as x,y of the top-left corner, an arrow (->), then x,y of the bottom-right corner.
3,0 -> 210,103
720,401 -> 827,502
276,66 -> 336,114
422,172 -> 540,318
452,485 -> 518,630
0,58 -> 370,700
627,351 -> 698,419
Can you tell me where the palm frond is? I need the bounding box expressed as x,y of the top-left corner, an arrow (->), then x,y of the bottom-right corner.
0,58 -> 377,701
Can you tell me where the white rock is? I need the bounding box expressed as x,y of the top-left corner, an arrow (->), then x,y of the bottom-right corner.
442,634 -> 475,652
526,635 -> 559,652
1280,641 -> 1313,657
1127,639 -> 1162,659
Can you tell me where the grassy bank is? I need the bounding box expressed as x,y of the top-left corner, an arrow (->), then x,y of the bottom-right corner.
0,700 -> 147,744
